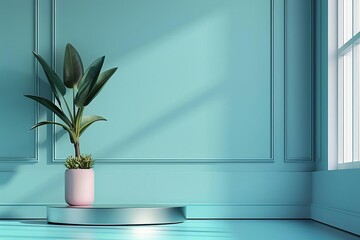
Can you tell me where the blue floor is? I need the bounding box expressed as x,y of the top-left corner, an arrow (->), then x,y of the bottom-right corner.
0,220 -> 358,240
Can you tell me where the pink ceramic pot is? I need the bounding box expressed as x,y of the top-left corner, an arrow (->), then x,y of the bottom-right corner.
65,169 -> 94,206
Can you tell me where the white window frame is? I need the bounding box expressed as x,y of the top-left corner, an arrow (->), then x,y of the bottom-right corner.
336,0 -> 360,170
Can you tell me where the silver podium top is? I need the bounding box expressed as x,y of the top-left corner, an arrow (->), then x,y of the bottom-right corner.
47,205 -> 186,226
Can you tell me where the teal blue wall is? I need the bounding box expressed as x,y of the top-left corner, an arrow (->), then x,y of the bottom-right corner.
0,0 -> 315,218
312,0 -> 360,235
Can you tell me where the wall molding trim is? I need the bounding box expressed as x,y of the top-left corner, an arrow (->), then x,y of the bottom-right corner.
50,0 -> 276,164
311,204 -> 360,236
315,1 -> 323,162
187,204 -> 310,219
315,0 -> 323,163
3,205 -> 359,235
0,0 -> 39,163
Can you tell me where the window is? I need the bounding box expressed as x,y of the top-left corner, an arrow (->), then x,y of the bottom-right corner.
338,0 -> 360,169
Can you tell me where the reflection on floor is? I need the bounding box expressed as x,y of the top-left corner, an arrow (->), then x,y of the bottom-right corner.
0,220 -> 358,240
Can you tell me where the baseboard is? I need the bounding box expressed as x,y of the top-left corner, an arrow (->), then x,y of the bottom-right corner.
187,205 -> 310,219
311,204 -> 360,235
0,204 -> 310,219
3,204 -> 358,236
0,205 -> 46,219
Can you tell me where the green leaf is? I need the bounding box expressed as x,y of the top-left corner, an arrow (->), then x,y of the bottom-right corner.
31,120 -> 69,130
25,95 -> 72,128
80,115 -> 107,136
32,51 -> 66,105
31,121 -> 76,143
63,43 -> 83,88
84,67 -> 117,106
75,56 -> 105,108
77,56 -> 105,91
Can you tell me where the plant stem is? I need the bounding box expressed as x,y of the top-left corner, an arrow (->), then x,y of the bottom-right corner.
74,141 -> 80,158
72,88 -> 76,126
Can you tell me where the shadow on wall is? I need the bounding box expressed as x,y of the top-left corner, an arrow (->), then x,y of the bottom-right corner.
0,171 -> 16,186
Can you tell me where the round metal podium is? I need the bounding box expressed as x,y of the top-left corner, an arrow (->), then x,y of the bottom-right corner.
47,205 -> 186,225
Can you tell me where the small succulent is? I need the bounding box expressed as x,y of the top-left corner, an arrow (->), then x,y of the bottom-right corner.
65,154 -> 94,169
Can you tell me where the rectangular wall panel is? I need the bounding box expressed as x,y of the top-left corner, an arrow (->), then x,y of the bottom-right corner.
285,0 -> 314,161
53,0 -> 273,162
0,0 -> 37,161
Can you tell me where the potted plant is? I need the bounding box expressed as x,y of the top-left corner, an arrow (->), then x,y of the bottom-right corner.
25,43 -> 117,206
